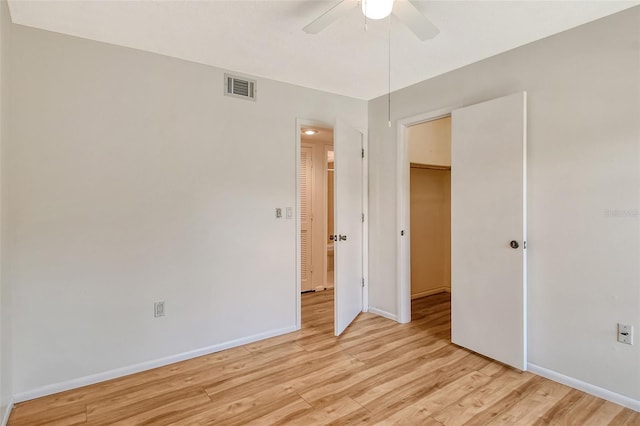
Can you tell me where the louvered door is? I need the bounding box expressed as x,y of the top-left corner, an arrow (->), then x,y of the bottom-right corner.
300,145 -> 313,292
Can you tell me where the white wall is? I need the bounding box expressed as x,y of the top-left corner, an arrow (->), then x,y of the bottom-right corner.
368,7 -> 640,402
6,23 -> 366,396
0,0 -> 12,419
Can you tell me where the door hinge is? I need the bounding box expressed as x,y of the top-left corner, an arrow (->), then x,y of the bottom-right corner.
362,213 -> 365,223
524,241 -> 527,249
361,148 -> 365,158
362,278 -> 365,287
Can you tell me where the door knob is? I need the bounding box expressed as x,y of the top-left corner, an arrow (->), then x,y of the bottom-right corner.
339,235 -> 347,241
329,235 -> 337,241
510,240 -> 519,249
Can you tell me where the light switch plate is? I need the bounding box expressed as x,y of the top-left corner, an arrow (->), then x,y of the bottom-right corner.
154,301 -> 165,318
618,323 -> 633,345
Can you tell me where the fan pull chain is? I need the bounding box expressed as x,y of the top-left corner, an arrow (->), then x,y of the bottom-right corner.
388,15 -> 391,128
363,0 -> 368,31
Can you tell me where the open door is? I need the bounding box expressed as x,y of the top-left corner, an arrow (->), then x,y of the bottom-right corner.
333,119 -> 364,336
451,92 -> 527,370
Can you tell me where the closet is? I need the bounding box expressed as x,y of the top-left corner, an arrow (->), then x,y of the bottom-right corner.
408,116 -> 451,298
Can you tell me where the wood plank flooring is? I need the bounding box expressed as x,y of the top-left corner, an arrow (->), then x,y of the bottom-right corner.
9,291 -> 639,425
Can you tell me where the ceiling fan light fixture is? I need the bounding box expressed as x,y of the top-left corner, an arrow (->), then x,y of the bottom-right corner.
362,0 -> 394,20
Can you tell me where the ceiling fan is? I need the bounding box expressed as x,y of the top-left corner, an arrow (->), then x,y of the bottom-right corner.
303,0 -> 439,41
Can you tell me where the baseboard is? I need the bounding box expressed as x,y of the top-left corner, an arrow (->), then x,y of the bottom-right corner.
411,287 -> 450,299
528,363 -> 640,412
368,307 -> 398,321
1,398 -> 14,426
13,325 -> 297,403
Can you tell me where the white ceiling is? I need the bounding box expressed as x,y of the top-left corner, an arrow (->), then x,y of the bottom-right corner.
7,0 -> 640,100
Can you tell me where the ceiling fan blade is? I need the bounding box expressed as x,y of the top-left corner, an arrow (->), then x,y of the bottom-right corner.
303,0 -> 358,34
393,0 -> 440,41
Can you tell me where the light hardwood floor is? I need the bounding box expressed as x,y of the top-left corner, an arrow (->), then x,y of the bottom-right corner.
9,291 -> 639,425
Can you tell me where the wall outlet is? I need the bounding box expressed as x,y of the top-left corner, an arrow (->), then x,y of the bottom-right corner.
617,323 -> 633,345
154,301 -> 165,318
275,208 -> 282,218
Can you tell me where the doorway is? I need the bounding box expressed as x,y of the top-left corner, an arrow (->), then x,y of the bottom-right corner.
396,93 -> 528,371
300,126 -> 334,295
298,123 -> 335,331
296,118 -> 367,335
408,116 -> 451,300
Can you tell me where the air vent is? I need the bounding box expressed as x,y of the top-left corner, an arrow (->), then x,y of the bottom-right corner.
225,74 -> 256,101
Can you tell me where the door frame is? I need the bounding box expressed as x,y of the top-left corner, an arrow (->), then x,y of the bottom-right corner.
295,118 -> 369,330
323,144 -> 333,290
396,106 -> 455,323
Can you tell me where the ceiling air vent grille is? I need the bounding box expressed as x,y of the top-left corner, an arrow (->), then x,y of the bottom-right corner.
225,74 -> 256,101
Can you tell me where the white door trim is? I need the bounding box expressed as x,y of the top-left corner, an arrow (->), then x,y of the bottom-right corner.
322,144 -> 332,291
396,106 -> 456,323
362,127 -> 369,312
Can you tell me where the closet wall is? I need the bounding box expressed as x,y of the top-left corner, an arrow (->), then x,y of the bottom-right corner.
408,117 -> 451,298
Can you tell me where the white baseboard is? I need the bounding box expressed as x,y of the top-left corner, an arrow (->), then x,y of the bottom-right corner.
13,325 -> 297,403
528,363 -> 640,412
368,307 -> 398,322
1,398 -> 14,426
411,287 -> 450,299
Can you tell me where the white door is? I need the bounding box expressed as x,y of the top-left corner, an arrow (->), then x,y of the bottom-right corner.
300,145 -> 313,292
334,119 -> 364,336
451,92 -> 527,370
